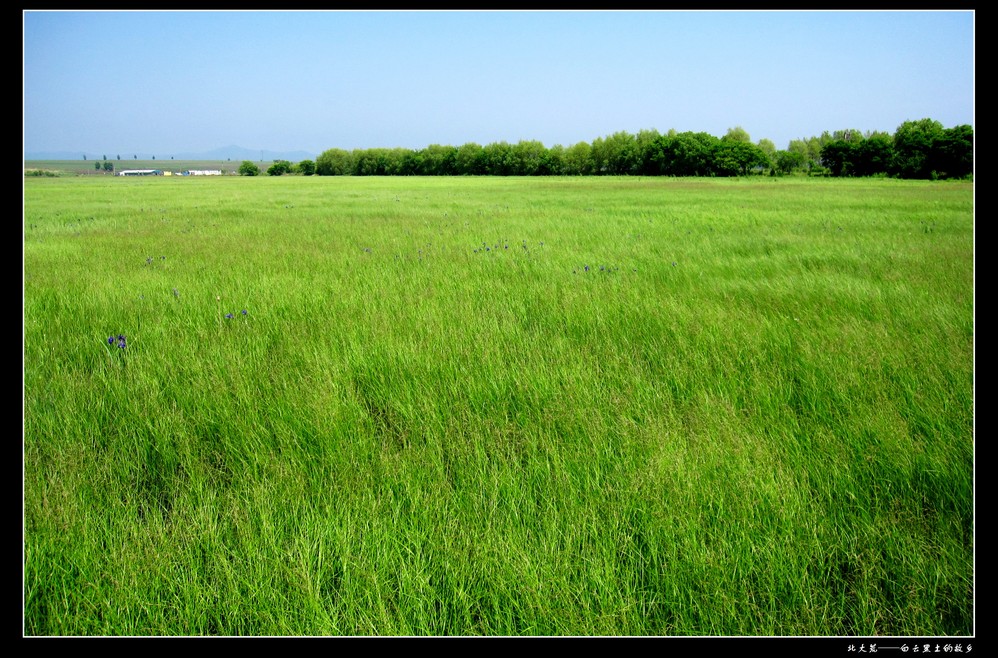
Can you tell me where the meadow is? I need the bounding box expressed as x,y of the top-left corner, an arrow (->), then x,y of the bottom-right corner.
22,174 -> 974,636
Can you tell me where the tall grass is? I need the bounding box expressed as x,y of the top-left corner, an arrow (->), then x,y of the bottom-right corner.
23,175 -> 973,636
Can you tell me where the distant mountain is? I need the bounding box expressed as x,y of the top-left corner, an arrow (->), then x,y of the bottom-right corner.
24,146 -> 318,162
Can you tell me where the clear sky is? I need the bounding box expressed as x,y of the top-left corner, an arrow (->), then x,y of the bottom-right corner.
23,9 -> 975,157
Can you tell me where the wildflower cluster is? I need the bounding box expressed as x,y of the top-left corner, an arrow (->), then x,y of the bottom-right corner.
573,264 -> 622,275
107,334 -> 127,349
472,239 -> 544,255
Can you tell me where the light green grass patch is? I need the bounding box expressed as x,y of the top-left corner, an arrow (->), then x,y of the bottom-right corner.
24,176 -> 973,636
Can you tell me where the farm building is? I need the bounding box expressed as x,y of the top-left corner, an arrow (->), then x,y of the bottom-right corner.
183,170 -> 223,176
118,169 -> 163,176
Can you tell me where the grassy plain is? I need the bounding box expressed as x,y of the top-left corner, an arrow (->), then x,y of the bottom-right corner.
23,174 -> 974,636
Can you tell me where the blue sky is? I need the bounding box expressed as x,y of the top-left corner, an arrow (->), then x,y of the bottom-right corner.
23,9 -> 975,157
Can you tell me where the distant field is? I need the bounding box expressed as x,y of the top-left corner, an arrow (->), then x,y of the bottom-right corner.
23,175 -> 974,636
24,158 -> 271,176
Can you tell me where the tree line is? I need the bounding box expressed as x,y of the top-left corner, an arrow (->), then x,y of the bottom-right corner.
243,117 -> 972,180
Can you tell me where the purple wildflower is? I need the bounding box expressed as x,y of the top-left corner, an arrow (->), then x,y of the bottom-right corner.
241,309 -> 247,315
225,313 -> 234,320
108,336 -> 116,346
116,335 -> 127,349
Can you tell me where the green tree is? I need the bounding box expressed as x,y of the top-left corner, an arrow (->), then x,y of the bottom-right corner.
757,138 -> 776,159
590,136 -> 609,174
563,141 -> 593,176
482,141 -> 515,176
773,150 -> 807,176
852,133 -> 894,177
647,132 -> 718,176
419,144 -> 458,176
238,160 -> 260,176
351,149 -> 373,176
714,140 -> 770,176
820,140 -> 855,176
535,146 -> 560,176
545,144 -> 567,175
512,140 -> 548,176
891,118 -> 945,179
398,149 -> 421,176
353,148 -> 394,176
316,148 -> 353,176
94,160 -> 101,171
266,160 -> 293,176
601,131 -> 641,175
935,124 -> 973,179
790,137 -> 821,170
831,129 -> 864,143
722,126 -> 752,144
756,139 -> 776,172
385,148 -> 412,176
296,159 -> 316,176
635,129 -> 662,175
455,143 -> 486,175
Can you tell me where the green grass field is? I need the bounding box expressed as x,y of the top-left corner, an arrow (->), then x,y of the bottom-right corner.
22,174 -> 974,636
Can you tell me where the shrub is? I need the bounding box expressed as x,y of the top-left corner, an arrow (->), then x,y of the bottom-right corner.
266,160 -> 293,176
238,161 -> 260,176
